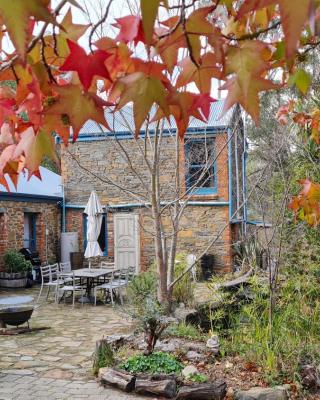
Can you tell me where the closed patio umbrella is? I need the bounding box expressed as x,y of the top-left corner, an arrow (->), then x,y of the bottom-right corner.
84,190 -> 103,268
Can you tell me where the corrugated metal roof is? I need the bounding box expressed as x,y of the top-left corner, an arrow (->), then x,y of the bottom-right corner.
0,167 -> 62,197
78,99 -> 233,136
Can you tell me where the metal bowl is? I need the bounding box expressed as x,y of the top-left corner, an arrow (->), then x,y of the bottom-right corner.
0,306 -> 34,327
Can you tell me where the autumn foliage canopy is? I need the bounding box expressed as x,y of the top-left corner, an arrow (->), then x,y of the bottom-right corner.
0,0 -> 319,223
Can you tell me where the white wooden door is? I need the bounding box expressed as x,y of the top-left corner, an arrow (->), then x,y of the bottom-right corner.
114,213 -> 140,272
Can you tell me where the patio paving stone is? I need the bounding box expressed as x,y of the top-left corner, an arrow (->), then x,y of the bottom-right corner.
0,287 -> 146,399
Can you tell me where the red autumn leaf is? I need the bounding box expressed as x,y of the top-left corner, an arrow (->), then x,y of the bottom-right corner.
60,39 -> 111,91
152,91 -> 209,138
191,93 -> 216,120
17,75 -> 43,129
114,15 -> 145,44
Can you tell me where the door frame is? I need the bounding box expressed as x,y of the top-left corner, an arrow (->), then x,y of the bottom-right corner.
114,213 -> 140,273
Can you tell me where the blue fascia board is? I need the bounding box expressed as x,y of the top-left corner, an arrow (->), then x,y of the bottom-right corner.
0,192 -> 63,203
65,201 -> 229,210
69,126 -> 228,143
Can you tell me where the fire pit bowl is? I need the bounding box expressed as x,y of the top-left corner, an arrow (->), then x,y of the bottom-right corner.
0,306 -> 34,327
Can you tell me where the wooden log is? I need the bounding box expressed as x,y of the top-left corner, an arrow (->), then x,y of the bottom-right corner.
215,269 -> 253,291
98,367 -> 135,392
177,381 -> 227,400
135,378 -> 177,398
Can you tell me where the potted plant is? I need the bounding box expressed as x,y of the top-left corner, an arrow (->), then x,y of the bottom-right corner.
0,250 -> 32,288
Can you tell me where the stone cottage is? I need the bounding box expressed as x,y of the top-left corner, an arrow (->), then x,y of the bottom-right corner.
60,99 -> 246,274
0,167 -> 62,267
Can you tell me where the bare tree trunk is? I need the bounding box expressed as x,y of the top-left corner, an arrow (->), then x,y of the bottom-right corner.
150,125 -> 169,306
167,135 -> 181,303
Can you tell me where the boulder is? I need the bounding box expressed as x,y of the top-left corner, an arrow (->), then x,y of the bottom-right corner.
182,365 -> 199,378
235,386 -> 289,400
186,350 -> 205,361
103,334 -> 133,349
206,335 -> 219,355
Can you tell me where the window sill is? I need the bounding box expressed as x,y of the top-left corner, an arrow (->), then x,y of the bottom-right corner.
186,193 -> 219,201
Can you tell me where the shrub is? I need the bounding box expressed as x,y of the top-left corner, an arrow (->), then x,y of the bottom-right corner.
126,271 -> 169,354
92,341 -> 115,376
127,270 -> 157,308
219,271 -> 320,384
3,250 -> 32,274
119,351 -> 183,374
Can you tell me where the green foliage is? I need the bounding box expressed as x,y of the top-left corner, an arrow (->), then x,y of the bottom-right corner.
233,237 -> 264,271
173,253 -> 195,306
127,270 -> 157,308
188,373 -> 208,383
92,341 -> 115,376
165,322 -> 204,340
126,273 -> 167,354
220,268 -> 320,384
119,352 -> 183,374
3,250 -> 32,274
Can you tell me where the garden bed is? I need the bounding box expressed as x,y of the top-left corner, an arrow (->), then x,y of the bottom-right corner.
95,333 -> 318,399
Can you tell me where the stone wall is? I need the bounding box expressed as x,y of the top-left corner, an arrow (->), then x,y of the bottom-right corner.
62,131 -> 234,272
0,199 -> 61,268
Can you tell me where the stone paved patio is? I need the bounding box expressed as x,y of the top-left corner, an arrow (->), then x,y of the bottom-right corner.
0,288 -> 146,399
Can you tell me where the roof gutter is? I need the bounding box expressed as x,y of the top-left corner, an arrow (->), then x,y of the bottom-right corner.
0,192 -> 63,203
65,200 -> 229,210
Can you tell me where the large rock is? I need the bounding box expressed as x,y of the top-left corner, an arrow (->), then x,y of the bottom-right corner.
182,365 -> 199,378
186,350 -> 205,361
235,386 -> 289,400
103,334 -> 134,349
206,335 -> 219,355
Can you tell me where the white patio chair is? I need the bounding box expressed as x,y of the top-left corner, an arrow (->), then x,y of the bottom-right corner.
55,271 -> 86,307
93,269 -> 128,306
37,264 -> 64,303
99,261 -> 115,269
59,261 -> 72,273
59,261 -> 79,283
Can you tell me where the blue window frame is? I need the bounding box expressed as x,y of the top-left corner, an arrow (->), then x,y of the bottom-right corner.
185,138 -> 217,195
23,213 -> 37,251
83,214 -> 108,256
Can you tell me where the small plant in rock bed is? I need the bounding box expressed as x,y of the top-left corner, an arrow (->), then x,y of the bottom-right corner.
126,273 -> 170,355
165,322 -> 204,341
119,352 -> 183,375
188,373 -> 208,383
92,341 -> 115,376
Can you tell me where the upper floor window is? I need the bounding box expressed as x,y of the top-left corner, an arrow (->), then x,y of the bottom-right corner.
185,138 -> 217,195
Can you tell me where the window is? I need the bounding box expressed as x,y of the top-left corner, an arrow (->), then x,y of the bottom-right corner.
83,214 -> 108,256
185,138 -> 217,194
24,213 -> 37,251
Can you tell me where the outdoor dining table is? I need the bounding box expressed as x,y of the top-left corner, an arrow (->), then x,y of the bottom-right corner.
66,268 -> 114,303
